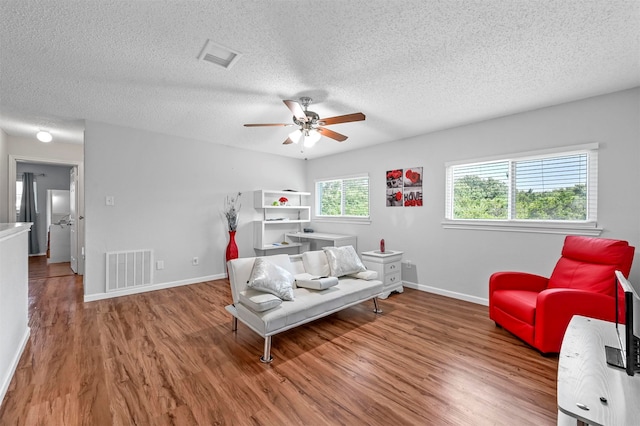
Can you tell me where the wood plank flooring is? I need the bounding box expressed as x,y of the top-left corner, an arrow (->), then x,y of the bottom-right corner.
0,257 -> 559,425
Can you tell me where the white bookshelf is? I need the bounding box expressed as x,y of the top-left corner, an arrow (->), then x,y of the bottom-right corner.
253,190 -> 311,255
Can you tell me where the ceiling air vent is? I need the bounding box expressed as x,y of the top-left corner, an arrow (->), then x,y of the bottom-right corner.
198,39 -> 242,70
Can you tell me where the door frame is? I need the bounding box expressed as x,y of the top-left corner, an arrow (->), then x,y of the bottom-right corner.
9,155 -> 85,275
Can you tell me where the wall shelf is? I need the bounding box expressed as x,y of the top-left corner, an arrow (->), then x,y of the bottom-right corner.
253,190 -> 311,255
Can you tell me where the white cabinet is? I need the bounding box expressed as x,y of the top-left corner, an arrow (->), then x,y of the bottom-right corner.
253,190 -> 311,255
48,224 -> 71,263
361,250 -> 403,299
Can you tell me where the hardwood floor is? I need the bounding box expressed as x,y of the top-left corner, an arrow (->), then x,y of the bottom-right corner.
0,259 -> 559,425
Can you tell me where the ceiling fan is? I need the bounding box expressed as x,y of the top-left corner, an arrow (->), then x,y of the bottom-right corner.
244,97 -> 365,147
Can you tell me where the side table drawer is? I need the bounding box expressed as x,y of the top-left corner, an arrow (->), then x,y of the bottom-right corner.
384,261 -> 401,275
385,272 -> 401,286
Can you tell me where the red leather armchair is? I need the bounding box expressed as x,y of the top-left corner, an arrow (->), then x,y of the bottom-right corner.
489,236 -> 635,354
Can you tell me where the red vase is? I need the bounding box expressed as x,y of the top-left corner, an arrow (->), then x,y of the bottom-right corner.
226,230 -> 239,262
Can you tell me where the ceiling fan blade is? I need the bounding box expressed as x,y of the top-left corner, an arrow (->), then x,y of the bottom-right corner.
283,137 -> 294,145
283,100 -> 308,122
244,123 -> 292,127
318,127 -> 348,142
319,112 -> 366,126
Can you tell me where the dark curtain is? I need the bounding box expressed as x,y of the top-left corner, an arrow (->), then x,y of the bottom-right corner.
18,172 -> 40,254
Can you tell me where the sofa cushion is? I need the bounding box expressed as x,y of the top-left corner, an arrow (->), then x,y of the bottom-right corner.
295,273 -> 339,290
491,289 -> 538,324
302,250 -> 331,277
246,258 -> 295,301
348,270 -> 378,280
239,289 -> 282,312
324,246 -> 366,277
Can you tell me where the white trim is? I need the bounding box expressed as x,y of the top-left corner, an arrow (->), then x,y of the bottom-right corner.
445,143 -> 598,227
84,273 -> 226,302
441,219 -> 602,236
403,281 -> 488,306
314,173 -> 370,220
0,327 -> 30,405
444,142 -> 599,167
313,217 -> 372,225
313,172 -> 370,182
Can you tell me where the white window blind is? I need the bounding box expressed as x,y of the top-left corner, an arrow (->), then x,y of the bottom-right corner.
316,175 -> 370,218
445,144 -> 598,226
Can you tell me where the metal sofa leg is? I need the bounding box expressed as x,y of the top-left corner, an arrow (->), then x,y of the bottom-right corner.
260,336 -> 273,363
232,316 -> 237,331
373,297 -> 383,314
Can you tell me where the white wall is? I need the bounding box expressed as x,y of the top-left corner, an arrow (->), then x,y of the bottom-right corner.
0,225 -> 31,404
306,88 -> 640,303
83,121 -> 307,299
0,130 -> 8,223
7,136 -> 84,163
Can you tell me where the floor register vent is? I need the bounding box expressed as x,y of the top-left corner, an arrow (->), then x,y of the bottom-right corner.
106,249 -> 153,292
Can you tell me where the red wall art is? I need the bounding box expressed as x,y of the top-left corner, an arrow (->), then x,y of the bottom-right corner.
386,167 -> 423,207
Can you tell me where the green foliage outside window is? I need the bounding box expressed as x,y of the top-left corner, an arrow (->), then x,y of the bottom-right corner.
318,181 -> 341,216
453,175 -> 587,220
317,177 -> 369,217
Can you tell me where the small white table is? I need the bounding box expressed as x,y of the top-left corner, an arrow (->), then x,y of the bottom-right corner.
361,250 -> 403,299
557,315 -> 640,426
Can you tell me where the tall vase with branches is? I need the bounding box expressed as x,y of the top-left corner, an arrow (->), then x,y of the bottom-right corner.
224,192 -> 241,262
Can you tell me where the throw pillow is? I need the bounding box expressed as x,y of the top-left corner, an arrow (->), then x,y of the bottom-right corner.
246,258 -> 295,301
295,273 -> 339,290
323,245 -> 367,277
239,289 -> 283,312
302,250 -> 331,277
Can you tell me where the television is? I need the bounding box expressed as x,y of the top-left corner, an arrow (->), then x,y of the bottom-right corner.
605,270 -> 640,376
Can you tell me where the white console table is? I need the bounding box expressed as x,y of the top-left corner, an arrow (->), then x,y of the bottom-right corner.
361,250 -> 403,299
557,315 -> 640,426
285,232 -> 357,252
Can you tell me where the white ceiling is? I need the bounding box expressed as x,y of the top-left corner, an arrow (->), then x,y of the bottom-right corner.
1,1 -> 638,159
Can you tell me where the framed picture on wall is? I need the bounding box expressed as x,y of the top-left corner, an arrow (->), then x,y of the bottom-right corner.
386,169 -> 403,206
403,167 -> 423,207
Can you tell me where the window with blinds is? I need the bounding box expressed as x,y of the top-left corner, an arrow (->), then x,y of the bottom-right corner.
446,145 -> 597,223
316,175 -> 370,218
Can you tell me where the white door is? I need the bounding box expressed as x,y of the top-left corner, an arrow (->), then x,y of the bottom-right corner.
70,167 -> 78,273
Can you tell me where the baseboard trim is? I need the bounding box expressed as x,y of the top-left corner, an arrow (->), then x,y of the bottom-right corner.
84,273 -> 227,302
0,327 -> 30,406
403,281 -> 488,306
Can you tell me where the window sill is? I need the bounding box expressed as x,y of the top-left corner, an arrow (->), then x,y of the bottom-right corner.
313,217 -> 372,225
441,219 -> 602,236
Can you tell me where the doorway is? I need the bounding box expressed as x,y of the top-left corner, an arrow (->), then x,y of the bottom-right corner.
9,155 -> 85,276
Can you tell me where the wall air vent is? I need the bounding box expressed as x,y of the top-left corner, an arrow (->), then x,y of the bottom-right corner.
198,39 -> 242,70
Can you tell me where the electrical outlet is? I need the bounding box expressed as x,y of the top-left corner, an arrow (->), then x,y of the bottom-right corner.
404,260 -> 412,269
156,260 -> 164,270
192,257 -> 199,266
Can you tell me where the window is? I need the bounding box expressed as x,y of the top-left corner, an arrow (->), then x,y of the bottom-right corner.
15,179 -> 38,217
444,144 -> 599,234
16,180 -> 23,215
315,175 -> 370,220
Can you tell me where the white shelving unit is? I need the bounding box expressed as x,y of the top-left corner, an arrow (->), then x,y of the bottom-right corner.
253,190 -> 311,255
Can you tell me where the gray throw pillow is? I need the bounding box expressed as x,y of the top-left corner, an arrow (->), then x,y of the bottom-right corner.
246,257 -> 295,300
323,246 -> 367,277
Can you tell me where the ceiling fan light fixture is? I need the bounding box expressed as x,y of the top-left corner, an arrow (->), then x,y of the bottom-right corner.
288,129 -> 302,144
304,129 -> 321,148
36,130 -> 52,143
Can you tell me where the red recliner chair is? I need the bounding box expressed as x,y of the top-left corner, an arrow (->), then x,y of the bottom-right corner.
489,236 -> 635,354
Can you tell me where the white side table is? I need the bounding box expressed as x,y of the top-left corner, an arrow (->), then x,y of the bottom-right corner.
361,250 -> 403,299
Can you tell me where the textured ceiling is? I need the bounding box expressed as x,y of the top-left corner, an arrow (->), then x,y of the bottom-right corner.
1,1 -> 638,159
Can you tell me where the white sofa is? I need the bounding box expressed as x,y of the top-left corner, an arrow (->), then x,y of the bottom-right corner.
226,248 -> 384,362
